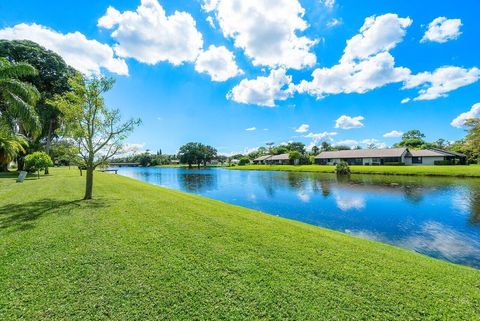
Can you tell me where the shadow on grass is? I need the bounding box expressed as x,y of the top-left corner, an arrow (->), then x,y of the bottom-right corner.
0,198 -> 110,232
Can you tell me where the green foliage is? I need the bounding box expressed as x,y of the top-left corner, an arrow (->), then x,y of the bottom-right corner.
0,40 -> 79,156
285,142 -> 306,154
396,129 -> 426,149
238,157 -> 250,166
50,140 -> 80,166
320,141 -> 332,151
335,161 -> 351,175
49,75 -> 140,199
434,160 -> 453,165
178,142 -> 217,167
334,145 -> 352,151
24,151 -> 53,178
0,57 -> 40,137
0,122 -> 28,167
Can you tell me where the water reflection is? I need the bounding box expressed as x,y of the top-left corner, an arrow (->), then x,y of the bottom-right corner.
114,167 -> 480,268
178,172 -> 217,192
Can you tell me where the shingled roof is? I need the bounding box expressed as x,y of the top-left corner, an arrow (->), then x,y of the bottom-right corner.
315,148 -> 408,159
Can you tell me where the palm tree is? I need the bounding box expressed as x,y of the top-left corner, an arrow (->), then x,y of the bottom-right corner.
0,57 -> 41,136
0,123 -> 28,171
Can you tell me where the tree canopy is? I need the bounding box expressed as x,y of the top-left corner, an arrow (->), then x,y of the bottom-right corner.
178,142 -> 217,168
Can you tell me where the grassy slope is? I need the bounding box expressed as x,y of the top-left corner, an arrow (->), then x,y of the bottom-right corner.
232,164 -> 480,177
0,169 -> 479,320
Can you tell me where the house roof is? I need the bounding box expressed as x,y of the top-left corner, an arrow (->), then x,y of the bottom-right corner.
408,148 -> 466,157
267,153 -> 290,160
408,149 -> 447,157
253,155 -> 272,161
315,148 -> 407,159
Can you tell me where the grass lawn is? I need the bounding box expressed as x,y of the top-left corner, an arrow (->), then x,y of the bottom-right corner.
1,168 -> 479,320
232,164 -> 480,177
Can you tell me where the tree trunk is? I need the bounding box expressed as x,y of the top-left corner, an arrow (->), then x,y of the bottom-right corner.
44,119 -> 55,175
17,156 -> 25,171
84,167 -> 94,200
37,170 -> 40,179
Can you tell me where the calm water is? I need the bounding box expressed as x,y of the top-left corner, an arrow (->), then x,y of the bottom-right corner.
113,167 -> 480,268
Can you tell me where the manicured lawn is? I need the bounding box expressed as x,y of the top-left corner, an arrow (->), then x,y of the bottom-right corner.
1,168 -> 479,320
232,164 -> 480,177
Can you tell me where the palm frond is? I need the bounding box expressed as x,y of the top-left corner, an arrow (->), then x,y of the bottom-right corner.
0,78 -> 40,104
3,92 -> 41,136
0,59 -> 38,80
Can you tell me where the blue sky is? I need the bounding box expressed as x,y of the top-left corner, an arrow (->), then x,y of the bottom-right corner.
1,0 -> 479,154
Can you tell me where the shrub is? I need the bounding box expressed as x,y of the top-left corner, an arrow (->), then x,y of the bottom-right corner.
434,160 -> 453,165
238,157 -> 250,166
384,162 -> 405,166
335,161 -> 351,175
25,151 -> 53,178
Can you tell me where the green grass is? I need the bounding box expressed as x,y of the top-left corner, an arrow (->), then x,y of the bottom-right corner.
232,164 -> 480,177
1,168 -> 479,320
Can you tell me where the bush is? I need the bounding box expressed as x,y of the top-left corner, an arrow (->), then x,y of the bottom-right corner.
434,160 -> 453,165
238,157 -> 250,166
384,162 -> 405,166
25,151 -> 53,178
335,161 -> 351,175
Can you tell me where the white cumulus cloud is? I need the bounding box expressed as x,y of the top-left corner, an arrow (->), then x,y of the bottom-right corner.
335,139 -> 359,146
335,115 -> 365,129
295,124 -> 310,133
228,68 -> 293,107
203,0 -> 317,70
451,103 -> 480,128
421,17 -> 462,43
305,131 -> 337,143
195,45 -> 243,81
0,23 -> 128,75
98,0 -> 203,65
403,66 -> 480,101
296,14 -> 412,99
245,127 -> 256,131
383,130 -> 403,138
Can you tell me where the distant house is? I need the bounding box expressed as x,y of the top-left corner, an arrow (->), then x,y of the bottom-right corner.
170,159 -> 180,165
315,148 -> 465,166
253,155 -> 272,164
253,153 -> 291,165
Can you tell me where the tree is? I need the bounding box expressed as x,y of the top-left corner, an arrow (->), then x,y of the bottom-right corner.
238,157 -> 250,166
334,145 -> 351,151
286,142 -> 306,154
464,119 -> 480,163
311,145 -> 319,155
0,40 -> 77,170
366,143 -> 377,149
272,145 -> 288,155
289,151 -> 302,165
320,141 -> 332,151
138,152 -> 152,167
24,151 -> 53,178
50,75 -> 140,199
0,57 -> 41,135
178,142 -> 203,168
396,129 -> 426,149
201,145 -> 217,166
0,123 -> 28,171
266,142 -> 274,153
50,139 -> 80,167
